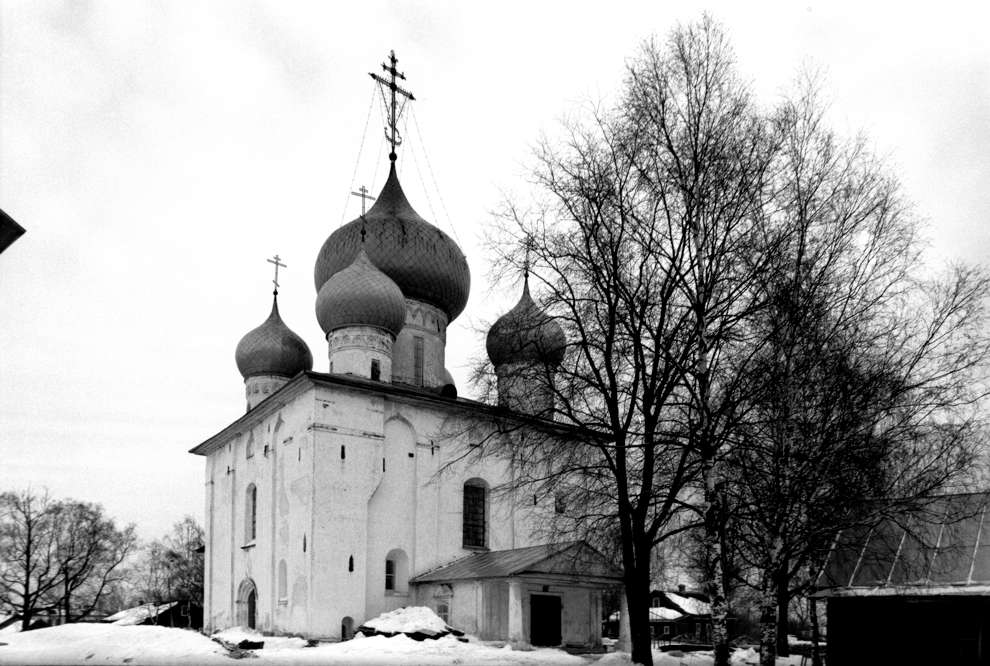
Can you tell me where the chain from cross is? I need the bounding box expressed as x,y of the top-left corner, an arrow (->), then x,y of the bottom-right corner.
351,185 -> 376,215
369,49 -> 415,161
267,254 -> 286,294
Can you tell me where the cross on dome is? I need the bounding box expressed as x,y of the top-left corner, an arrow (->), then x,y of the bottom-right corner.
267,254 -> 286,295
370,49 -> 415,162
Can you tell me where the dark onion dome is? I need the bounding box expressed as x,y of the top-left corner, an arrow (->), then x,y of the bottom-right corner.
486,277 -> 566,367
313,163 -> 470,321
315,249 -> 406,336
235,296 -> 314,379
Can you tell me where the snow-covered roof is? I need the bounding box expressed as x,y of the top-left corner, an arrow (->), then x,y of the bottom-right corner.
607,607 -> 684,623
104,602 -> 177,626
664,592 -> 710,616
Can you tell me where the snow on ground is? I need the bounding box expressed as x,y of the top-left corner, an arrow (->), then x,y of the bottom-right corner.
212,626 -> 308,649
0,623 -> 586,665
0,624 -> 229,665
359,606 -> 450,635
597,647 -> 805,666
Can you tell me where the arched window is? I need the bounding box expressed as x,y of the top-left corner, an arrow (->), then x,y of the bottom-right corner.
245,484 -> 257,542
462,478 -> 488,549
385,548 -> 409,594
277,560 -> 288,603
245,433 -> 255,459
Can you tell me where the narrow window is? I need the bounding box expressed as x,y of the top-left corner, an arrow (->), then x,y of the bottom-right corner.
385,559 -> 395,591
413,336 -> 424,386
554,493 -> 566,515
382,457 -> 386,473
462,480 -> 487,548
277,560 -> 287,601
348,555 -> 354,572
370,359 -> 381,381
245,484 -> 257,542
303,534 -> 307,552
436,601 -> 450,624
340,445 -> 346,460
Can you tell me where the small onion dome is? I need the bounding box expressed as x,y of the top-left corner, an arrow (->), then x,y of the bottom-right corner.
235,296 -> 314,379
313,163 -> 470,321
486,278 -> 566,367
315,249 -> 406,336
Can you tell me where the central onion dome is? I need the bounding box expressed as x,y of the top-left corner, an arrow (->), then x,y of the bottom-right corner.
313,164 -> 470,321
235,296 -> 314,379
315,249 -> 406,336
486,277 -> 566,367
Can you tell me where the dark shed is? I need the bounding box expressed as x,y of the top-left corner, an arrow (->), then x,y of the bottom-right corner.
813,492 -> 990,665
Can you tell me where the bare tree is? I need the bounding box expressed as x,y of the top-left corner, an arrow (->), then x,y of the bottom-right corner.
133,517 -> 203,626
723,77 -> 990,666
0,490 -> 135,628
52,500 -> 136,622
0,490 -> 62,630
474,18 -> 776,665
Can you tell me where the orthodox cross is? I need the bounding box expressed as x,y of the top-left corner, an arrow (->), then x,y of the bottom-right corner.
267,254 -> 286,294
351,185 -> 375,214
370,50 -> 415,162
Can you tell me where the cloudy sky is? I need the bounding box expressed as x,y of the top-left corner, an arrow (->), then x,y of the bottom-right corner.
1,0 -> 988,540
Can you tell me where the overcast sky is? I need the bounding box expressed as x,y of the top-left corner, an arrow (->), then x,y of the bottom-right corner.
1,0 -> 988,541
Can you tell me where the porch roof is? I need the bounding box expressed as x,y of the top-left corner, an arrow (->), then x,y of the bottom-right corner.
410,541 -> 622,584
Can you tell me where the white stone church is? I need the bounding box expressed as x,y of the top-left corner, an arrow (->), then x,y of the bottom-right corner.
190,54 -> 621,649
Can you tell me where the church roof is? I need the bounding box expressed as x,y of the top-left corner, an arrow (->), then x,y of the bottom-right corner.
313,164 -> 470,321
190,370 -> 608,457
409,541 -> 622,584
486,276 -> 566,367
315,249 -> 407,336
234,295 -> 313,380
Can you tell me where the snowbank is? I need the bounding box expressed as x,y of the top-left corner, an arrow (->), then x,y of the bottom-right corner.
0,623 -> 228,665
359,606 -> 451,636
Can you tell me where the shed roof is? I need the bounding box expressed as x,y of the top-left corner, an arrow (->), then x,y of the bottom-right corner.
814,492 -> 990,598
410,541 -> 622,584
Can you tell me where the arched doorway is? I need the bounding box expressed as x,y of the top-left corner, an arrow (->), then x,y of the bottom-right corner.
236,578 -> 258,629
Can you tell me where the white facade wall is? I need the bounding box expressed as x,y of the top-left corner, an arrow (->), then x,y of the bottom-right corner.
202,379 -> 550,638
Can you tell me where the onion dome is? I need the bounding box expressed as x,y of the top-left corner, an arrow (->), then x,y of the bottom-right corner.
315,249 -> 406,336
314,164 -> 470,321
486,277 -> 566,367
235,296 -> 313,379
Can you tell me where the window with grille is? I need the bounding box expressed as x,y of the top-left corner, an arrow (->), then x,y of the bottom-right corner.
385,558 -> 396,590
462,482 -> 487,548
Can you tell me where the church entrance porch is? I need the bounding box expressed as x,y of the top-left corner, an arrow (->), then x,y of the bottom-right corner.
530,594 -> 562,646
409,541 -> 622,649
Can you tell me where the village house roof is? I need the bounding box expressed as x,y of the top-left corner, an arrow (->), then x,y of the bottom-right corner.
813,491 -> 990,598
409,541 -> 622,584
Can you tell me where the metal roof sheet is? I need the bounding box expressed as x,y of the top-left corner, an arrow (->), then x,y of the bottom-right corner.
815,491 -> 990,597
410,541 -> 622,583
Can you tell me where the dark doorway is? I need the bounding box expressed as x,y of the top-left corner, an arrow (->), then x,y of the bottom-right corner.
530,594 -> 562,646
247,589 -> 256,629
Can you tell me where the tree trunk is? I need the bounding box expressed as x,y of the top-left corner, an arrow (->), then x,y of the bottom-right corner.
626,562 -> 654,666
703,466 -> 731,666
809,596 -> 824,666
757,579 -> 777,666
775,577 -> 790,656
